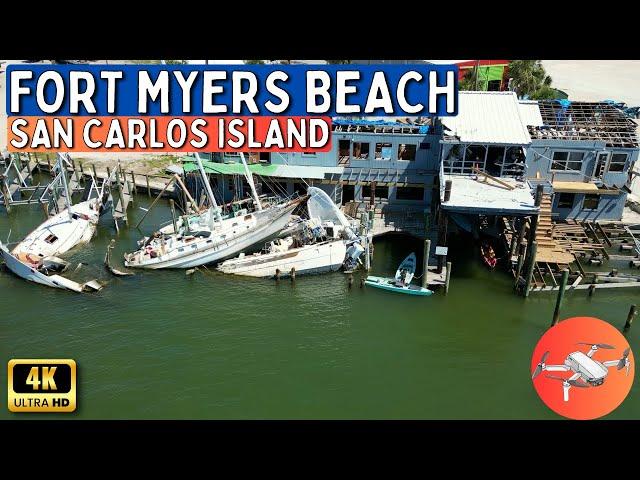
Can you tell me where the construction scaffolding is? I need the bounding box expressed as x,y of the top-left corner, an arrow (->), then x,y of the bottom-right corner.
530,101 -> 639,148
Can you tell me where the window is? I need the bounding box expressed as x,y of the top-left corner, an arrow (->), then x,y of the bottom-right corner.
398,144 -> 417,161
342,184 -> 355,203
396,187 -> 424,201
352,142 -> 370,160
557,192 -> 575,209
338,140 -> 350,165
259,152 -> 271,162
374,143 -> 393,160
420,142 -> 431,150
551,151 -> 584,172
44,234 -> 58,244
583,194 -> 600,210
361,185 -> 388,199
608,153 -> 628,172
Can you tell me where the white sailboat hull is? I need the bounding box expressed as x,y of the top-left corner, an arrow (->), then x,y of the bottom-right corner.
125,203 -> 298,269
217,240 -> 347,278
11,200 -> 99,260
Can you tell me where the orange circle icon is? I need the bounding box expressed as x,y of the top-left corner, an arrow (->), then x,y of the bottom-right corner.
530,316 -> 634,420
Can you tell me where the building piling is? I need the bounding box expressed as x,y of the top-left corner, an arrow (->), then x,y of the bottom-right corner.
624,305 -> 636,331
551,269 -> 569,326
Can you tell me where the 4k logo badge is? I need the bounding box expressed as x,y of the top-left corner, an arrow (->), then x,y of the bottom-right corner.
8,359 -> 76,413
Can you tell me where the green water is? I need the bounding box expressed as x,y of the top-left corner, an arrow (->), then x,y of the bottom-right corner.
1,193 -> 638,419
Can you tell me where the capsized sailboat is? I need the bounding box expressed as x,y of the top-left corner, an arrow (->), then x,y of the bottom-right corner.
217,187 -> 364,278
0,153 -> 104,292
365,252 -> 433,296
124,152 -> 304,269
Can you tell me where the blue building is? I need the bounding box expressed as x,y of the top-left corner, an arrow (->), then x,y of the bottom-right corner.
194,119 -> 442,237
525,100 -> 638,221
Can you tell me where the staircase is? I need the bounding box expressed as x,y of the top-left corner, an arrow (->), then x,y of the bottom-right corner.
533,193 -> 574,264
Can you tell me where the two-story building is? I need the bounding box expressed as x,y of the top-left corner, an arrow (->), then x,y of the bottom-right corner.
189,119 -> 442,236
525,100 -> 639,221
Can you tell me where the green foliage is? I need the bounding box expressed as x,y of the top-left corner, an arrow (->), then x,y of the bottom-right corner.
508,60 -> 554,99
458,69 -> 477,91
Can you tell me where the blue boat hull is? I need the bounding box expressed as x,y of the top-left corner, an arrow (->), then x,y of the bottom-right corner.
364,276 -> 433,296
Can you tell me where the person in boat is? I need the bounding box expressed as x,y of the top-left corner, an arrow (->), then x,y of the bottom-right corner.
396,268 -> 408,287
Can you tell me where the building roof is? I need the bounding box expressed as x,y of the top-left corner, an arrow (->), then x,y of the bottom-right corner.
440,174 -> 538,215
183,160 -> 343,180
441,91 -> 532,145
518,100 -> 544,127
530,100 -> 639,148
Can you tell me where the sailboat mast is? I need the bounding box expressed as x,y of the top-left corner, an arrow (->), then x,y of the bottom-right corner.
239,153 -> 262,211
194,152 -> 222,223
58,153 -> 73,219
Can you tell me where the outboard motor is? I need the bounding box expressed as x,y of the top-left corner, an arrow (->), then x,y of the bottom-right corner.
343,241 -> 365,271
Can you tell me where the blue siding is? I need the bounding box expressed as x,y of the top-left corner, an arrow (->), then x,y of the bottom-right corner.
552,192 -> 626,221
526,139 -> 638,222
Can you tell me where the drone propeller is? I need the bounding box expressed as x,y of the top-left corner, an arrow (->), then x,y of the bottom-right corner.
546,375 -> 589,388
617,347 -> 631,373
532,351 -> 549,379
577,342 -> 615,349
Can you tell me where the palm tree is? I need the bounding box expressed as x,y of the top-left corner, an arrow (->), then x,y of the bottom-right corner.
508,60 -> 554,99
459,69 -> 477,91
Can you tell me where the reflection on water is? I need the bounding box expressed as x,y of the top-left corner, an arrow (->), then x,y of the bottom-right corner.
1,194 -> 638,419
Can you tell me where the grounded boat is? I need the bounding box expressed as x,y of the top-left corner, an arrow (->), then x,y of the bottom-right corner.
217,221 -> 348,278
217,187 -> 363,278
124,153 -> 303,269
365,252 -> 433,296
0,153 -> 104,292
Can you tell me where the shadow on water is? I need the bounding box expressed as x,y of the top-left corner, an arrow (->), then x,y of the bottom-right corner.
1,196 -> 638,419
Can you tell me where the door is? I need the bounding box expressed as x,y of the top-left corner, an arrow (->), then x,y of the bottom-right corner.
594,152 -> 610,180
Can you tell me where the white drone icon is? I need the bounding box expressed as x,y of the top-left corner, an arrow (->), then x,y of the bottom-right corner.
532,343 -> 632,402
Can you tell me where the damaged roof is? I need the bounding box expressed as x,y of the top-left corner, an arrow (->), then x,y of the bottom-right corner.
441,91 -> 532,145
529,100 -> 639,148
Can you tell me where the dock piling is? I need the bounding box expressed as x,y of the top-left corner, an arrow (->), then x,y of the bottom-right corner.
445,261 -> 452,294
348,274 -> 353,288
523,241 -> 537,297
290,267 -> 296,282
551,269 -> 569,326
422,239 -> 431,288
624,305 -> 636,331
275,269 -> 281,281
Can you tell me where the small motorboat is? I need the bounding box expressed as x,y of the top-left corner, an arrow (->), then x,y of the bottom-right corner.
481,244 -> 497,269
365,252 -> 433,296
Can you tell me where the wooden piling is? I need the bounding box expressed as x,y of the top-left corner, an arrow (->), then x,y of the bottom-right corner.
588,284 -> 596,297
46,155 -> 51,173
523,241 -> 537,297
551,269 -> 569,326
348,274 -> 353,288
422,239 -> 431,288
445,261 -> 452,294
146,174 -> 151,197
360,277 -> 365,288
624,305 -> 636,330
290,267 -> 296,281
275,269 -> 281,281
91,164 -> 98,182
515,243 -> 526,287
130,171 -> 137,194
